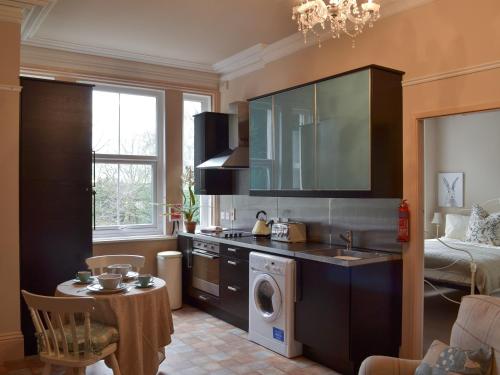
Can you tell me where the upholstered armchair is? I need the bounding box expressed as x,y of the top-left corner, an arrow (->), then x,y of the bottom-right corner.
359,295 -> 500,375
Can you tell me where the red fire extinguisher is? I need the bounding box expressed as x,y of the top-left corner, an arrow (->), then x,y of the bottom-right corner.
398,199 -> 410,242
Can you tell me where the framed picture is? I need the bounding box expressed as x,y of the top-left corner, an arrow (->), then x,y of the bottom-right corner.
438,172 -> 464,208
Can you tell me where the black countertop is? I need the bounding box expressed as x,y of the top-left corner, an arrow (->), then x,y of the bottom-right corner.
178,232 -> 401,267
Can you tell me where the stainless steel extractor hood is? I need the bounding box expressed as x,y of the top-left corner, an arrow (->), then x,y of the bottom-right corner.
197,101 -> 249,170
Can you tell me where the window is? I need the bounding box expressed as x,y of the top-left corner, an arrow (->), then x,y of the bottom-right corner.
92,85 -> 164,239
182,93 -> 213,228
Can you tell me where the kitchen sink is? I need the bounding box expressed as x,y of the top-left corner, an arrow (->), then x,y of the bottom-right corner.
305,248 -> 384,260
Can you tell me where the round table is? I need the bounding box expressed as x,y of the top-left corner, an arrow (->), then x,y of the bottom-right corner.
56,277 -> 174,375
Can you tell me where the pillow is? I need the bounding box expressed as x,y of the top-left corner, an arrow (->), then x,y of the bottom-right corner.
465,204 -> 500,245
444,214 -> 470,241
415,340 -> 492,375
493,212 -> 500,246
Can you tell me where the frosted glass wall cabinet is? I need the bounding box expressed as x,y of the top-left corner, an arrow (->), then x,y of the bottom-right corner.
249,65 -> 403,198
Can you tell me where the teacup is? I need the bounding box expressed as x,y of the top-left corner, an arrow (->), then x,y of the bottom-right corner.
77,271 -> 92,283
97,273 -> 122,290
138,274 -> 152,287
107,264 -> 131,277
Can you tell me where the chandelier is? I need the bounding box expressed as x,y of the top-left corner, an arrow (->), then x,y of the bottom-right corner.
292,0 -> 381,47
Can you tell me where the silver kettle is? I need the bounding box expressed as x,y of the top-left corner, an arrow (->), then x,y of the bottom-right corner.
252,210 -> 274,237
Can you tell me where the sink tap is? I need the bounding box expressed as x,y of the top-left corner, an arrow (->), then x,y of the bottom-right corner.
339,230 -> 353,251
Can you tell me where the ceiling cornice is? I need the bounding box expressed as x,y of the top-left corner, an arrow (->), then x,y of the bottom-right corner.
23,36 -> 215,73
21,0 -> 55,39
214,0 -> 436,81
21,45 -> 220,89
18,0 -> 436,82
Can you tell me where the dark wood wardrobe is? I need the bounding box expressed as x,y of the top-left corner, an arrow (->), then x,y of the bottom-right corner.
20,78 -> 93,354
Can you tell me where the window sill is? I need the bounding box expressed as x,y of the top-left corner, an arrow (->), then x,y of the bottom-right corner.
93,235 -> 177,245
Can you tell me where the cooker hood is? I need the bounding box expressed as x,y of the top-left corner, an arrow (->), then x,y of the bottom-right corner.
197,102 -> 249,170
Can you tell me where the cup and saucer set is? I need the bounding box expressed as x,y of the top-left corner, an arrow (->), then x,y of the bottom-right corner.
74,265 -> 154,294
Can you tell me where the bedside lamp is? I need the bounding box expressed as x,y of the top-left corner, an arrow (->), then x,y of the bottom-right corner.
431,212 -> 442,238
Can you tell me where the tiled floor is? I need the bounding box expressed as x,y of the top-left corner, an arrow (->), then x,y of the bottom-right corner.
2,305 -> 339,375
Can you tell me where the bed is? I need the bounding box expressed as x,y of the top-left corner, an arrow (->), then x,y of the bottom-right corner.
424,238 -> 500,295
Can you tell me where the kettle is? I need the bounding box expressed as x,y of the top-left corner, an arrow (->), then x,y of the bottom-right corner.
252,210 -> 274,237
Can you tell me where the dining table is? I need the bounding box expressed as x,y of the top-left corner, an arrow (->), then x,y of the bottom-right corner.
56,276 -> 174,375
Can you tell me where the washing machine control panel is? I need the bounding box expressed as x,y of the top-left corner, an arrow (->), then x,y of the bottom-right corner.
250,252 -> 294,275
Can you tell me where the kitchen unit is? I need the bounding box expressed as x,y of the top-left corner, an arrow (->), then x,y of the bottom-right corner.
20,78 -> 94,354
249,65 -> 403,197
177,233 -> 402,374
178,233 -> 250,331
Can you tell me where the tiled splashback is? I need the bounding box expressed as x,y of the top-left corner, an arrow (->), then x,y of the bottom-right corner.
219,195 -> 402,253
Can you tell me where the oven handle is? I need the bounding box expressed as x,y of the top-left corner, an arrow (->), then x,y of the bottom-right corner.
192,250 -> 219,260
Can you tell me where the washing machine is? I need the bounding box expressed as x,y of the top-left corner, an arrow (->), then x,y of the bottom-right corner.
248,252 -> 302,358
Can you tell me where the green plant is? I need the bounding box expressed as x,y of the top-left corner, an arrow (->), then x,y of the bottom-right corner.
162,166 -> 199,223
180,166 -> 198,222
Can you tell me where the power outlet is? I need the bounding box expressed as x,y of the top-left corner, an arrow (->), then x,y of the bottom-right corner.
229,208 -> 236,221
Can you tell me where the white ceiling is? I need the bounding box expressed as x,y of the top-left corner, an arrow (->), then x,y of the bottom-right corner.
21,0 -> 434,77
23,0 -> 299,71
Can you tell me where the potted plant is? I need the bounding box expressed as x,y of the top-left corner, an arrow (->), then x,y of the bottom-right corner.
180,166 -> 198,233
162,167 -> 199,233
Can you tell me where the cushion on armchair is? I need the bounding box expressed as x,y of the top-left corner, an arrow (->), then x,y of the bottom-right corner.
415,340 -> 492,375
40,321 -> 119,354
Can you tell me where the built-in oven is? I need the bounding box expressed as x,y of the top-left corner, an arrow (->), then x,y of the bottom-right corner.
191,239 -> 220,297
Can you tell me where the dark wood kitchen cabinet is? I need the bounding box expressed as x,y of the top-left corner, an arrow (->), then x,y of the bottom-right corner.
20,78 -> 93,355
178,234 -> 193,301
178,235 -> 250,331
249,65 -> 403,198
295,258 -> 402,375
194,112 -> 233,195
219,244 -> 250,331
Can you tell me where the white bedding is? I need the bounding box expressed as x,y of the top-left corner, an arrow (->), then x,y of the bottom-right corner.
424,238 -> 500,295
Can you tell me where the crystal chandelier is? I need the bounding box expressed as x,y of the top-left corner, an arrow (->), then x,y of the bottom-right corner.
292,0 -> 381,47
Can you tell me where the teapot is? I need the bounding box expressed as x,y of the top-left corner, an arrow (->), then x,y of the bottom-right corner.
252,210 -> 274,237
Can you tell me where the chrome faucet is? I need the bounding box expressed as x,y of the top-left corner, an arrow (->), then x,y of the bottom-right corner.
339,230 -> 353,251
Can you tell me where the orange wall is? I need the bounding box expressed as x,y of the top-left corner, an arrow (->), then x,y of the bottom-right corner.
220,0 -> 500,108
0,20 -> 23,362
219,0 -> 500,358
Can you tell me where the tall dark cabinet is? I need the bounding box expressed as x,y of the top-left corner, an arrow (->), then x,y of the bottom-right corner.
20,78 -> 93,354
194,112 -> 233,195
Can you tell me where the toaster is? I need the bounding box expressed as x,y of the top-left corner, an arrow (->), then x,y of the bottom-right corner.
271,222 -> 307,243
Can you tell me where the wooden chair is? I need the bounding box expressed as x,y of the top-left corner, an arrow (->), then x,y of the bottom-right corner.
22,290 -> 122,375
86,255 -> 145,275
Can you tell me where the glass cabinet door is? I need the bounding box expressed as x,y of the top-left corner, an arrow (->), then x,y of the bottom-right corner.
274,85 -> 315,190
249,96 -> 274,190
316,70 -> 370,190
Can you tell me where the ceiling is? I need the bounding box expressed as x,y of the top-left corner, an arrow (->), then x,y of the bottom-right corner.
23,0 -> 299,71
21,0 -> 432,76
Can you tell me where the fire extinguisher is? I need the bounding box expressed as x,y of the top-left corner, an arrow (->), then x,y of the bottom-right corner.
398,199 -> 410,242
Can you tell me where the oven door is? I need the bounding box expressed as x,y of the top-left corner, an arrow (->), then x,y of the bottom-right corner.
192,249 -> 220,297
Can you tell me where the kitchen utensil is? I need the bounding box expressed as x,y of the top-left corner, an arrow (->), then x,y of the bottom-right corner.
271,222 -> 307,243
97,273 -> 122,290
107,264 -> 132,277
252,210 -> 274,237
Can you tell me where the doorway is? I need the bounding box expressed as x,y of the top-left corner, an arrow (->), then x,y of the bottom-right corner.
421,109 -> 500,351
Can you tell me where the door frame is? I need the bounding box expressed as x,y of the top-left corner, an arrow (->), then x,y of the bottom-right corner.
403,100 -> 500,358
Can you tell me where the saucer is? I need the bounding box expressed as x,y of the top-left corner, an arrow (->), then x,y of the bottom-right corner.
72,277 -> 95,285
135,281 -> 154,289
87,283 -> 130,294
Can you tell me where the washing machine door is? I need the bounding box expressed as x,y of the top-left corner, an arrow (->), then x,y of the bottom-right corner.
252,273 -> 282,322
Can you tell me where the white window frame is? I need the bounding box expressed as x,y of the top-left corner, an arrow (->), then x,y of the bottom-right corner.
92,84 -> 165,240
182,93 -> 215,228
